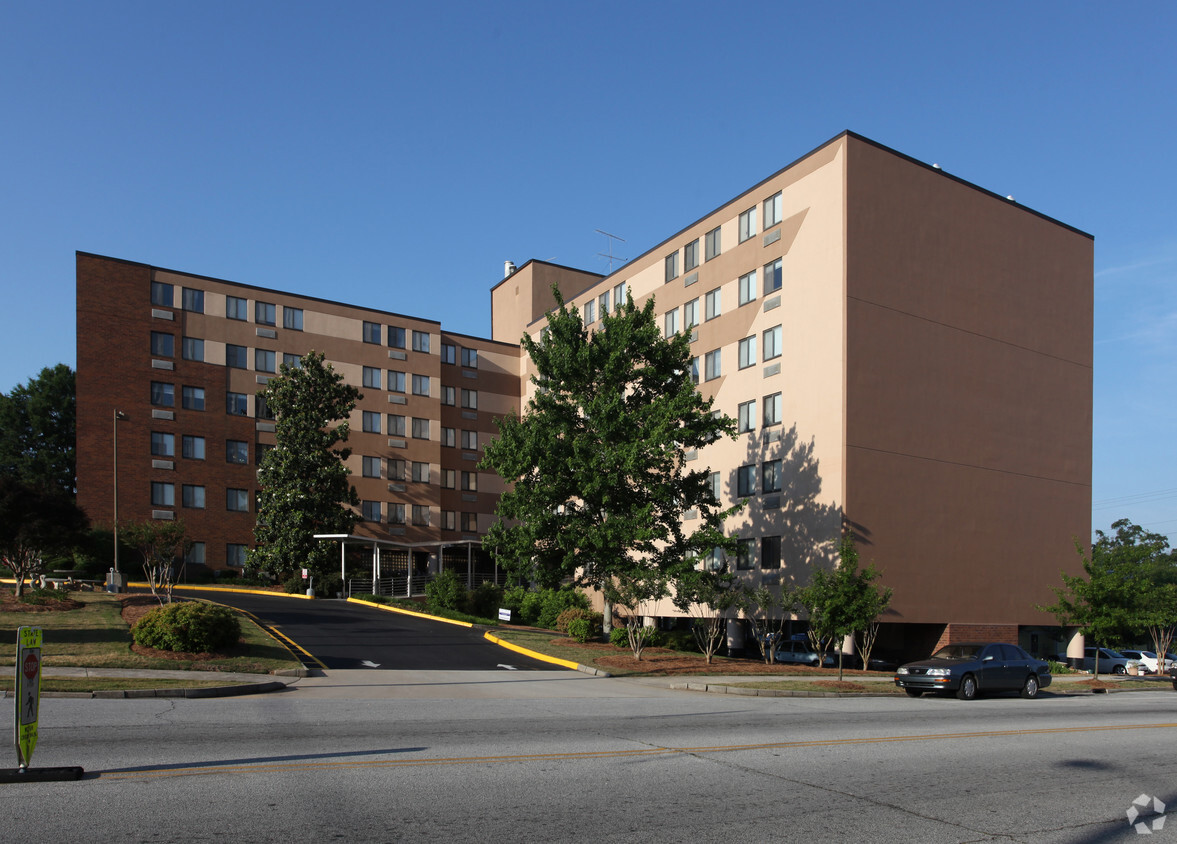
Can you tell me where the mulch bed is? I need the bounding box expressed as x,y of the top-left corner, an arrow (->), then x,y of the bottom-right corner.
0,592 -> 85,613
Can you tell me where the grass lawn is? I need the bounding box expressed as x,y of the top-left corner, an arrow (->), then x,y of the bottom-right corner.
0,591 -> 303,676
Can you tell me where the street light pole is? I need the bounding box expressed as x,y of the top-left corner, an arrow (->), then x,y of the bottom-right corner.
112,410 -> 127,580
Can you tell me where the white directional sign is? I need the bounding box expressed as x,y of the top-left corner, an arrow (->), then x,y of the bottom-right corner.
14,626 -> 42,769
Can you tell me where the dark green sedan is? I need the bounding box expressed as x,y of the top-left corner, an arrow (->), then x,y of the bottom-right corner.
894,642 -> 1052,700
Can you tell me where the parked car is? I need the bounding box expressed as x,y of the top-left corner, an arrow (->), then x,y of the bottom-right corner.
1117,650 -> 1175,675
772,639 -> 834,667
831,650 -> 899,671
893,642 -> 1052,700
1082,647 -> 1143,675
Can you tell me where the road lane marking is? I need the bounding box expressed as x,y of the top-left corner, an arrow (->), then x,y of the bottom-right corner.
196,599 -> 327,670
99,721 -> 1177,780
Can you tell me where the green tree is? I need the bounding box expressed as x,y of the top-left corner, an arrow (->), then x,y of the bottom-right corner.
481,289 -> 742,659
797,532 -> 892,680
742,579 -> 796,664
249,351 -> 361,581
1040,519 -> 1170,675
0,473 -> 89,596
0,364 -> 76,496
120,519 -> 190,604
672,566 -> 744,664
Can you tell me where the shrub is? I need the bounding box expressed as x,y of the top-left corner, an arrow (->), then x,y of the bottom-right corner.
555,607 -> 600,636
132,602 -> 242,653
610,627 -> 630,648
566,617 -> 595,643
500,585 -> 528,621
467,582 -> 504,619
426,570 -> 468,613
536,587 -> 589,630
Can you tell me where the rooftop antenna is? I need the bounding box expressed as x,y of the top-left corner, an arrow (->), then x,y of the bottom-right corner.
595,229 -> 628,273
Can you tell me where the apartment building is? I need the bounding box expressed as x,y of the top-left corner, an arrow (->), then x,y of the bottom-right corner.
76,253 -> 520,578
490,132 -> 1093,655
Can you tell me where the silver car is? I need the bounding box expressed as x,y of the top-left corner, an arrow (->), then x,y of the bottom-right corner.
1082,647 -> 1143,675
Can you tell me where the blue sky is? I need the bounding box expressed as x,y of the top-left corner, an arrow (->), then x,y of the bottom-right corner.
1,2 -> 1174,543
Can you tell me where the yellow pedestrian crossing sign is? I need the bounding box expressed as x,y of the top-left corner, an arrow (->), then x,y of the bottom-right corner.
15,626 -> 42,769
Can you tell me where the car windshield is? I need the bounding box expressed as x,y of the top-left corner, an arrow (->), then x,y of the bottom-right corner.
931,645 -> 981,660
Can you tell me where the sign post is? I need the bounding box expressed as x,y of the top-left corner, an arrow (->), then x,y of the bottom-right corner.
14,626 -> 42,770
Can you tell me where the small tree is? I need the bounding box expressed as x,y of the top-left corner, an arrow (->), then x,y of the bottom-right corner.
250,351 -> 361,582
120,519 -> 189,604
672,566 -> 743,664
743,580 -> 796,664
0,474 -> 88,596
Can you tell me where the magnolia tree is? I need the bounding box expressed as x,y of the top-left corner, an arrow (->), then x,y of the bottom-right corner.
481,289 -> 743,660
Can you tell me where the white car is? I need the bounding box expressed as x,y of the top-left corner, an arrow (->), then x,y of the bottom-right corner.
1118,649 -> 1175,675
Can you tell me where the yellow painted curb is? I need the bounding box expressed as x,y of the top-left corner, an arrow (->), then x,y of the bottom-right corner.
171,584 -> 314,599
483,632 -> 582,671
346,597 -> 473,627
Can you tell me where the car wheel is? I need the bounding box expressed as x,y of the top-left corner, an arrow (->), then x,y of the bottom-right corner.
1020,674 -> 1039,699
957,674 -> 977,701
1113,664 -> 1126,675
904,688 -> 924,698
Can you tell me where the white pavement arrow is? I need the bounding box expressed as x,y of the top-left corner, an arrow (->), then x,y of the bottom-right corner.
497,664 -> 518,671
361,660 -> 381,668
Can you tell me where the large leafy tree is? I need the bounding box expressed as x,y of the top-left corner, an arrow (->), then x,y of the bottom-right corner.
0,364 -> 76,496
481,289 -> 742,657
0,473 -> 89,596
1040,519 -> 1172,675
249,351 -> 361,581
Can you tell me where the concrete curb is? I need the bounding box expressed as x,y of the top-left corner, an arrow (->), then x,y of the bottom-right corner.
1,679 -> 293,700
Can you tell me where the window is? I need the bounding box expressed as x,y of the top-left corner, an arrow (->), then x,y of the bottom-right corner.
151,382 -> 175,407
182,435 -> 205,460
151,332 -> 174,357
283,307 -> 303,330
226,440 -> 249,464
388,370 -> 405,393
461,430 -> 478,450
283,353 -> 302,369
441,426 -> 456,447
738,271 -> 757,306
151,482 -> 175,507
761,536 -> 781,570
388,503 -> 406,525
737,399 -> 756,433
226,391 -> 248,415
461,347 -> 478,368
764,191 -> 782,228
664,252 -> 679,283
412,461 -> 430,483
226,296 -> 247,320
151,431 -> 175,457
614,281 -> 627,306
736,538 -> 755,571
684,239 -> 699,271
361,501 -> 381,522
440,342 -> 456,364
412,374 -> 430,396
362,411 -> 381,433
181,386 -> 204,410
763,258 -> 782,293
737,464 -> 757,497
185,542 -> 205,566
388,414 -> 406,436
738,336 -> 757,370
363,321 -> 381,344
708,472 -> 721,504
461,512 -> 478,532
762,459 -> 782,493
388,459 -> 405,481
704,287 -> 721,321
598,291 -> 610,316
442,510 -> 456,531
363,366 -> 382,389
362,456 -> 381,478
182,485 -> 205,509
412,505 -> 430,526
763,392 -> 782,427
182,337 -> 204,361
412,330 -> 431,353
583,300 -> 595,324
151,281 -> 173,307
181,288 -> 204,313
705,226 -> 721,261
664,308 -> 679,338
255,302 -> 276,326
689,356 -> 700,385
255,349 -> 276,373
255,395 -> 274,420
441,385 -> 456,406
411,418 -> 430,440
225,344 -> 247,369
226,544 -> 247,567
461,389 -> 477,410
683,298 -> 700,329
461,471 -> 478,492
441,469 -> 456,489
763,325 -> 782,361
388,326 -> 406,349
226,489 -> 249,512
738,206 -> 757,243
704,349 -> 721,381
